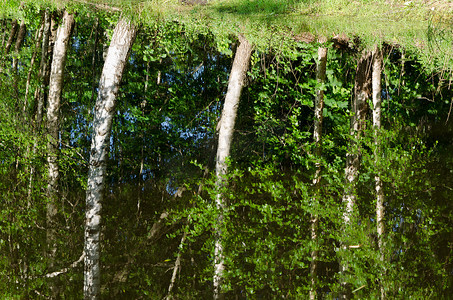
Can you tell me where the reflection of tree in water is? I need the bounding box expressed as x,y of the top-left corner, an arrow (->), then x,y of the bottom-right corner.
0,2 -> 452,298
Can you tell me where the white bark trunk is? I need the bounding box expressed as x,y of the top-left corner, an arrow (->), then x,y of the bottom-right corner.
310,41 -> 328,300
213,35 -> 252,300
340,51 -> 372,299
166,229 -> 187,300
313,46 -> 328,152
342,51 -> 372,224
372,45 -> 385,300
45,11 -> 74,297
83,17 -> 136,300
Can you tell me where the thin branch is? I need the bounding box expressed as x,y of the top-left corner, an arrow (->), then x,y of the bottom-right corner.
17,252 -> 85,282
59,141 -> 88,166
33,289 -> 50,299
446,97 -> 453,124
44,252 -> 85,278
416,96 -> 435,102
166,227 -> 188,299
352,285 -> 366,293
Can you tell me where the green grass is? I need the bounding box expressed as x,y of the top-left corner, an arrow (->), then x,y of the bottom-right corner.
2,0 -> 453,71
181,0 -> 453,71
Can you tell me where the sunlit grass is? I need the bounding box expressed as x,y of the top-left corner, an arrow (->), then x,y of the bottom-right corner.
179,0 -> 453,71
2,0 -> 453,71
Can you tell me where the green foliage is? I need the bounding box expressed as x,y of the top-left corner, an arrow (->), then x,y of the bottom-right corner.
0,67 -> 47,297
1,3 -> 452,298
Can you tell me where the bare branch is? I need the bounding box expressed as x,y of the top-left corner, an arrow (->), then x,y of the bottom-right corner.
352,285 -> 366,293
45,252 -> 85,278
416,96 -> 434,102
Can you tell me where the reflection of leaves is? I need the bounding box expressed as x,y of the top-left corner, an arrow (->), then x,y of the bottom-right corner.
325,97 -> 348,109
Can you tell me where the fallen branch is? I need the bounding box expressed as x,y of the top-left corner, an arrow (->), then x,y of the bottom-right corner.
352,284 -> 366,293
44,252 -> 85,278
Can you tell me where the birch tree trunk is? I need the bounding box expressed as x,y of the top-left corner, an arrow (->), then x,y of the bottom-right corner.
166,223 -> 188,300
4,19 -> 18,54
12,20 -> 26,71
0,19 -> 18,72
27,9 -> 52,202
35,9 -> 54,125
90,18 -> 100,104
340,51 -> 372,299
372,45 -> 385,300
213,35 -> 253,300
83,17 -> 137,300
46,10 -> 74,297
310,40 -> 328,300
24,18 -> 44,113
12,20 -> 26,98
